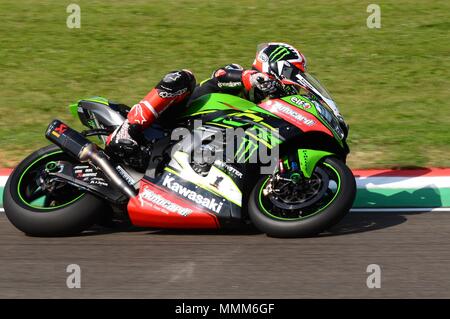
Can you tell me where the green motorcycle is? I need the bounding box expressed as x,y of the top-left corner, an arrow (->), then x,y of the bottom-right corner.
3,65 -> 356,238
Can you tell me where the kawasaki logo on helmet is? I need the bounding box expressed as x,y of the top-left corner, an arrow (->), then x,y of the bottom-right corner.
269,46 -> 291,62
162,175 -> 224,213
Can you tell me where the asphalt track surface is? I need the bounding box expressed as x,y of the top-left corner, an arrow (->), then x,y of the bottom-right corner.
0,211 -> 449,298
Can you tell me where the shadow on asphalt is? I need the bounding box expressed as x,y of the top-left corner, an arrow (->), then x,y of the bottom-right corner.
321,212 -> 414,237
70,211 -> 434,238
143,225 -> 263,236
81,223 -> 263,237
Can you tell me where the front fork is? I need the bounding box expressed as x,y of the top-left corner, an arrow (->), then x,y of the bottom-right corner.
263,149 -> 335,196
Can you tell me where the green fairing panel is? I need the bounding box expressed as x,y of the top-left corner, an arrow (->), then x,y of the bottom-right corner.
280,95 -> 319,117
69,102 -> 79,119
83,96 -> 109,105
298,149 -> 334,178
185,93 -> 277,117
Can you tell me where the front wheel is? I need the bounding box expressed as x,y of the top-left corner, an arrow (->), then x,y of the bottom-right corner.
3,145 -> 109,236
248,157 -> 356,238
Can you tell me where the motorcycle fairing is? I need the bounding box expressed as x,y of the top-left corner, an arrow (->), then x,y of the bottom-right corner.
168,151 -> 242,207
75,92 -> 347,227
127,178 -> 220,229
258,98 -> 334,137
185,93 -> 277,118
69,96 -> 127,130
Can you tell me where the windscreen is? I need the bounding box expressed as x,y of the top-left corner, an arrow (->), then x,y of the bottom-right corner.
278,62 -> 344,120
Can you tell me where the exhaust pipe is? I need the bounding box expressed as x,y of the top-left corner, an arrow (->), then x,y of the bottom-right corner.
45,119 -> 137,198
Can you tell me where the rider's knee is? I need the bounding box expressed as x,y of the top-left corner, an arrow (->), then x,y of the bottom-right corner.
156,70 -> 196,96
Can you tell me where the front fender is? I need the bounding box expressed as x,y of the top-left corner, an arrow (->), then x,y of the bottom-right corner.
297,149 -> 335,178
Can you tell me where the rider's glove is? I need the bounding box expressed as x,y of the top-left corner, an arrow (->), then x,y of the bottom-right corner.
242,70 -> 279,102
249,72 -> 278,94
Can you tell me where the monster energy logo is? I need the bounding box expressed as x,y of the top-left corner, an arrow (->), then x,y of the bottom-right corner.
269,46 -> 291,62
235,137 -> 259,163
170,119 -> 281,174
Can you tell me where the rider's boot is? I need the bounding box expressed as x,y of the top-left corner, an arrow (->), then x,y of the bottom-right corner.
105,120 -> 149,171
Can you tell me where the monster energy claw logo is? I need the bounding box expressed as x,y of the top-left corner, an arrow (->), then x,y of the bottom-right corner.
235,137 -> 259,163
269,46 -> 291,62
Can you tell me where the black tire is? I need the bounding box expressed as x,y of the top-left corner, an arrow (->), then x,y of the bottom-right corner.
3,145 -> 109,237
248,157 -> 356,238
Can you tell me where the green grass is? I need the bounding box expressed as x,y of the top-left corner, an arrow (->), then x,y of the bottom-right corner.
0,0 -> 449,168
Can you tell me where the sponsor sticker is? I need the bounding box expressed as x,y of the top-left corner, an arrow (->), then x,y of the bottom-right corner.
217,81 -> 242,88
214,160 -> 243,179
116,165 -> 136,186
290,96 -> 311,109
55,123 -> 68,134
51,123 -> 68,138
258,52 -> 269,62
276,104 -> 315,126
163,72 -> 182,82
158,88 -> 188,98
139,184 -> 193,217
90,178 -> 108,187
162,175 -> 224,213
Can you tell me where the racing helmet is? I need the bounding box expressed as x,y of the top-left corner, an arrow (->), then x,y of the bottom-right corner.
252,42 -> 308,95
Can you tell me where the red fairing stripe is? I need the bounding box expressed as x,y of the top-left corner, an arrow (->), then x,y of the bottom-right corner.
259,99 -> 333,136
127,180 -> 220,229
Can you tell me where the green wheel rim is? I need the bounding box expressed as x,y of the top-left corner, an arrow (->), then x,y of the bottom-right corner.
258,162 -> 341,221
17,150 -> 85,210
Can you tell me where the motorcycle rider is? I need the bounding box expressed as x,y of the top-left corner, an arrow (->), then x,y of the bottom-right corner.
106,43 -> 308,169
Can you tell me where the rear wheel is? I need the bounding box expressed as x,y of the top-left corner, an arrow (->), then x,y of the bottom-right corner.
3,145 -> 109,236
248,157 -> 356,238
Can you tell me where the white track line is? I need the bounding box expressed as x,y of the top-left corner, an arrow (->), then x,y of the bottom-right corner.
356,176 -> 450,189
0,176 -> 8,186
351,207 -> 450,213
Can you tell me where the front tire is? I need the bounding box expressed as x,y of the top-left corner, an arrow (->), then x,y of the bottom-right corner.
3,145 -> 109,237
248,157 -> 356,238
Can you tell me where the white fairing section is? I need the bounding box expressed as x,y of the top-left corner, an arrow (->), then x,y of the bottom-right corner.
169,151 -> 242,207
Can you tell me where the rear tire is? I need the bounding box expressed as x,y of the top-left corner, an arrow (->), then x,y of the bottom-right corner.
3,145 -> 109,237
248,157 -> 356,238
